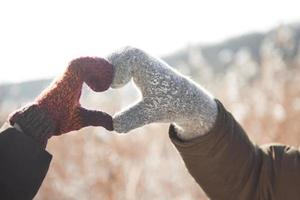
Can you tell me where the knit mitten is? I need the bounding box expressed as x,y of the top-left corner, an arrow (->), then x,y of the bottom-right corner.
9,57 -> 113,148
108,47 -> 218,140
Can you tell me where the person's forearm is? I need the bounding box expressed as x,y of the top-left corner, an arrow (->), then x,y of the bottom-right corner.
0,127 -> 52,199
170,100 -> 260,199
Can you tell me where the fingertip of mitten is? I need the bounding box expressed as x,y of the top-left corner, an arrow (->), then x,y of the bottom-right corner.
100,112 -> 114,131
112,117 -> 129,134
78,57 -> 114,92
105,120 -> 114,131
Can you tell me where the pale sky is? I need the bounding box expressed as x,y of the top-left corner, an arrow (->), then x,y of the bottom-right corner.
0,0 -> 299,83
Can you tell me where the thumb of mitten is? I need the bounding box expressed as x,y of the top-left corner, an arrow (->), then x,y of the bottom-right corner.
77,107 -> 113,131
113,100 -> 154,133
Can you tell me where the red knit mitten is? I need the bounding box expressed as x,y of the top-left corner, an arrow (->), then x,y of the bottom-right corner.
9,57 -> 113,148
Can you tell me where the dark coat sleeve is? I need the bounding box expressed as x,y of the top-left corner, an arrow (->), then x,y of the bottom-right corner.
169,100 -> 300,200
0,127 -> 52,200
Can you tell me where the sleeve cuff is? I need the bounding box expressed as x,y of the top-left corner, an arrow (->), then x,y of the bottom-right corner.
9,104 -> 56,148
169,99 -> 229,156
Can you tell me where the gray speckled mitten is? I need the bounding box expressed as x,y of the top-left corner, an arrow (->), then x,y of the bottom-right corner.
107,47 -> 218,140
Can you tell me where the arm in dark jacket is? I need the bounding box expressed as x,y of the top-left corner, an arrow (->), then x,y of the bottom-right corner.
0,127 -> 52,200
170,100 -> 300,200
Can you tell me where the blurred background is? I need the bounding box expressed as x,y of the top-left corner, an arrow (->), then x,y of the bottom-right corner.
1,0 -> 300,199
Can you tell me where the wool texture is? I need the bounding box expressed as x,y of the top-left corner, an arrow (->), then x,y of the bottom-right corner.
9,57 -> 113,146
107,47 -> 218,139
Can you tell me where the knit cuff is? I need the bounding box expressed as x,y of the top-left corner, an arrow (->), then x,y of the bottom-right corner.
9,105 -> 56,149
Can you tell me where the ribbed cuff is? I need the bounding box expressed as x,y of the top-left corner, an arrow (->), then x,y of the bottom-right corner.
9,104 -> 56,149
169,99 -> 225,156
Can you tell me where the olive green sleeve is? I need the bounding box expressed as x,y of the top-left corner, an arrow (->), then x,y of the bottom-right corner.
169,100 -> 300,200
260,144 -> 300,199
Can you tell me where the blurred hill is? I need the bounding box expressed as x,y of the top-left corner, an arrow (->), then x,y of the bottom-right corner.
1,23 -> 300,108
0,79 -> 51,112
0,79 -> 50,100
164,22 -> 300,73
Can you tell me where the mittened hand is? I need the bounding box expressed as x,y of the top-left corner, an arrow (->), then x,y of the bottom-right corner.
9,57 -> 113,147
35,57 -> 114,134
107,47 -> 217,137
